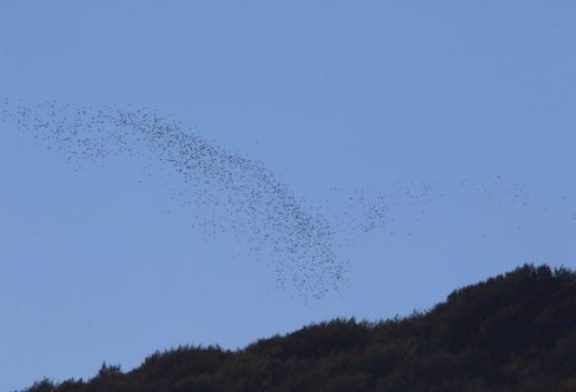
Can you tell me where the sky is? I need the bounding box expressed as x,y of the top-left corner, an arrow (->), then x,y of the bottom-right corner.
1,1 -> 575,390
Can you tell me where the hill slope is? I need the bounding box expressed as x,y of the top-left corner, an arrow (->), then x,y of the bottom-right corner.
20,264 -> 576,392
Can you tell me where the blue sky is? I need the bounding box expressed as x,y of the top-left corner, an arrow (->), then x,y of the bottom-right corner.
1,1 -> 575,390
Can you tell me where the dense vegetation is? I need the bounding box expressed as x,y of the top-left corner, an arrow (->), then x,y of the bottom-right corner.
19,264 -> 576,391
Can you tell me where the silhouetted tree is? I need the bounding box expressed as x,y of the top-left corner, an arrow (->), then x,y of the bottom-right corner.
18,264 -> 576,392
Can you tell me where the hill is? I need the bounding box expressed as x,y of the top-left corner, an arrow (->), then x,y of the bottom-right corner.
19,264 -> 576,391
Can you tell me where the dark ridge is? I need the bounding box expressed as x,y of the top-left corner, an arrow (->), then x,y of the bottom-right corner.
18,263 -> 576,391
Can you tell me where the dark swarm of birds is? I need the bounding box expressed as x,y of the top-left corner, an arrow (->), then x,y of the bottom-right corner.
2,98 -> 383,299
0,97 -> 554,299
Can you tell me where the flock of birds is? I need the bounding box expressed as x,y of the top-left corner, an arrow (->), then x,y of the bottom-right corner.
0,97 -> 559,299
2,98 -> 352,299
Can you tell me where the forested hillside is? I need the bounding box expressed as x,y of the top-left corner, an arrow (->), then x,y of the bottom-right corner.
20,264 -> 576,391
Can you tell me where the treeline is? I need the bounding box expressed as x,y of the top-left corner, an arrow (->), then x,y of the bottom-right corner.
19,264 -> 576,391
